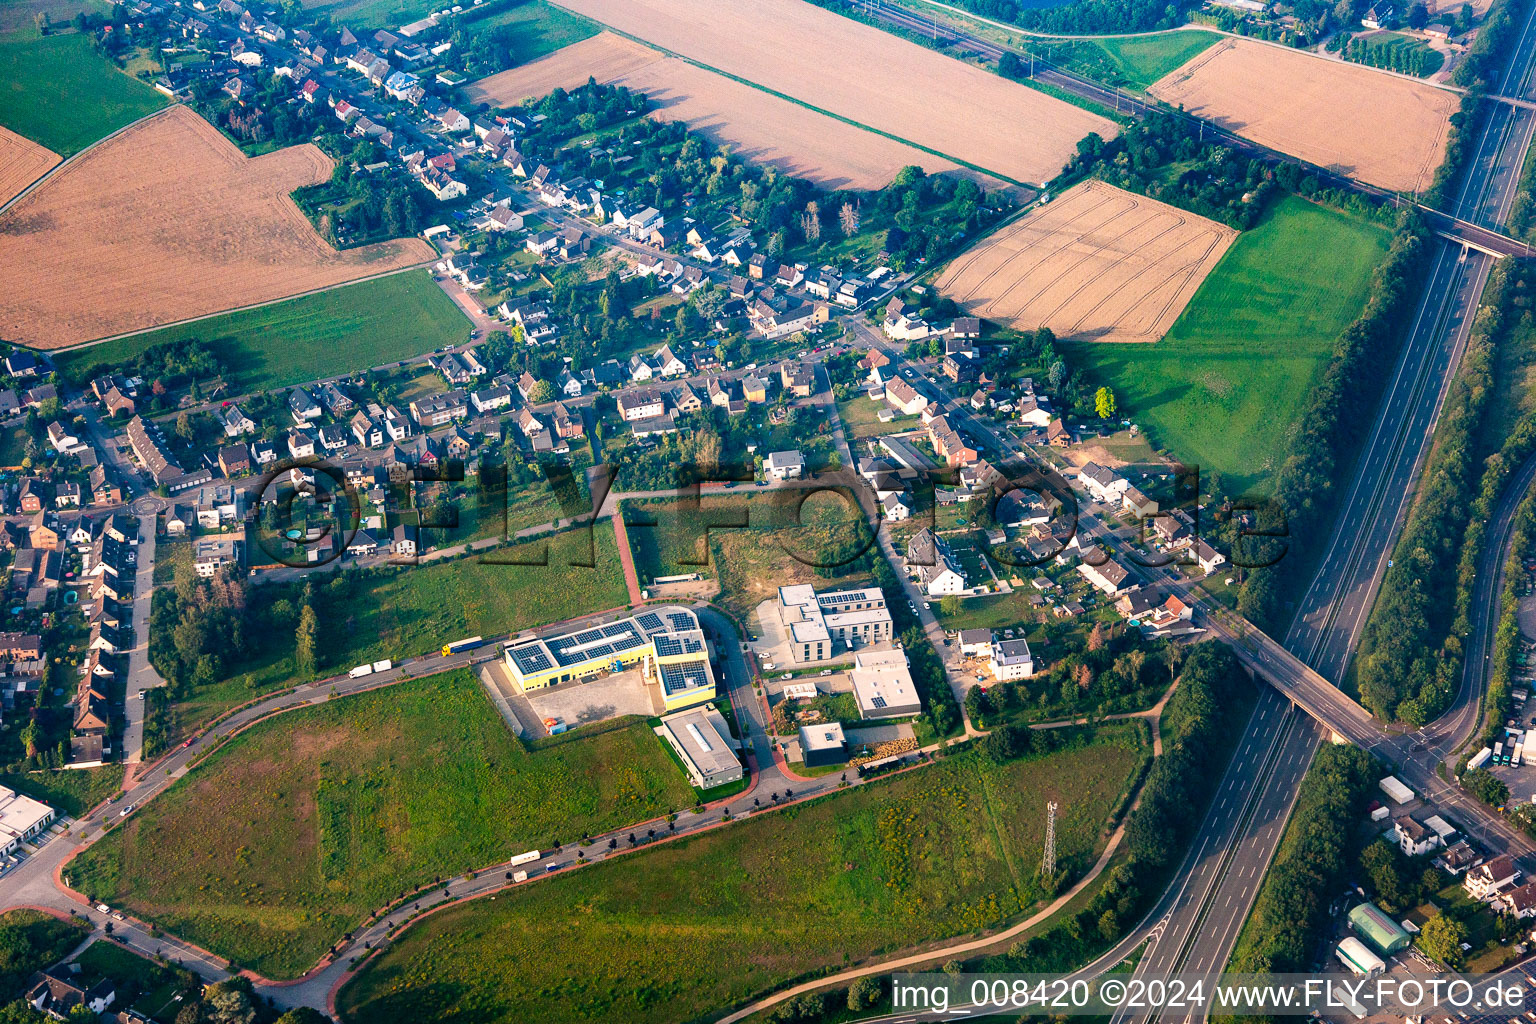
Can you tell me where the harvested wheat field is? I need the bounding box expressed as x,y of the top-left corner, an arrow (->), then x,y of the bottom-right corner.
0,106 -> 435,348
1148,38 -> 1454,193
548,0 -> 1116,184
619,58 -> 977,188
462,32 -> 660,107
0,126 -> 59,207
936,180 -> 1236,343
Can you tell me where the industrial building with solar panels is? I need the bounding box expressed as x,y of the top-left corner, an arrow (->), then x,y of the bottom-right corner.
502,606 -> 719,712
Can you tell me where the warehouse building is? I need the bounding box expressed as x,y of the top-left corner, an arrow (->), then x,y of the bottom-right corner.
1347,902 -> 1411,955
503,607 -> 715,711
849,648 -> 922,719
775,584 -> 893,664
657,706 -> 742,789
1336,937 -> 1385,976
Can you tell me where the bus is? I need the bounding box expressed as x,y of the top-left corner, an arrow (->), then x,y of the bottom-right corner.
442,636 -> 486,657
509,849 -> 541,867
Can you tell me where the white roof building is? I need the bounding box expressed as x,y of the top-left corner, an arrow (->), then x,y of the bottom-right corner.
0,786 -> 54,856
849,649 -> 921,719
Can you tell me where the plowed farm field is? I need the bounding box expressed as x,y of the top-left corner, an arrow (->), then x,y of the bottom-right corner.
1148,38 -> 1455,193
0,126 -> 58,206
463,32 -> 660,107
936,180 -> 1236,343
547,0 -> 1116,184
0,106 -> 435,348
467,33 -> 978,188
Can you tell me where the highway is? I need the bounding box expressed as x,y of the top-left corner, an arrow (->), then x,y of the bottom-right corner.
832,7 -> 1536,996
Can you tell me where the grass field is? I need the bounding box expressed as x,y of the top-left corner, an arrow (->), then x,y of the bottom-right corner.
1033,30 -> 1223,91
160,523 -> 630,742
54,271 -> 469,394
456,0 -> 597,62
0,31 -> 166,156
0,764 -> 123,817
1063,197 -> 1390,496
0,909 -> 87,1002
337,729 -> 1147,1024
299,0 -> 437,28
72,669 -> 697,979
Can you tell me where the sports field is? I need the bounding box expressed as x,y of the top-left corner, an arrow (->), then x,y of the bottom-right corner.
1063,197 -> 1391,495
71,670 -> 697,979
1032,29 -> 1223,91
337,731 -> 1147,1024
0,31 -> 165,156
548,0 -> 1117,184
1147,38 -> 1454,193
0,105 -> 435,347
936,180 -> 1237,343
55,271 -> 469,394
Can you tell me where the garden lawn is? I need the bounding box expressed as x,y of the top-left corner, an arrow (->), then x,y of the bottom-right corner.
1033,30 -> 1223,91
835,395 -> 920,439
70,670 -> 697,979
0,31 -> 166,155
1063,197 -> 1390,496
337,730 -> 1147,1024
55,271 -> 469,394
0,764 -> 122,817
158,522 -> 630,741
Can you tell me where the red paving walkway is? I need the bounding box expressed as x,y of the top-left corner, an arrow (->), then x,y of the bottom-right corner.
610,514 -> 644,605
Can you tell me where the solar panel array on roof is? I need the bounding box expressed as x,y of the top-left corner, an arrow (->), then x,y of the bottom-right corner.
654,634 -> 685,658
667,611 -> 694,631
509,645 -> 552,674
659,661 -> 710,696
611,632 -> 645,653
636,611 -> 666,633
871,695 -> 887,708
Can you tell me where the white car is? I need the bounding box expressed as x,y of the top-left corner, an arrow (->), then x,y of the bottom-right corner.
119,803 -> 135,817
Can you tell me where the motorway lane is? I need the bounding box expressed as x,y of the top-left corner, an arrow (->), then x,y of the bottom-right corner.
1433,452 -> 1536,759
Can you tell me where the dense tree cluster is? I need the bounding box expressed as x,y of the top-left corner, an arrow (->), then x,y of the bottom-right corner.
1237,213 -> 1431,630
1228,743 -> 1378,976
293,134 -> 429,249
1063,115 -> 1278,230
149,562 -> 253,695
1354,262 -> 1513,723
1339,33 -> 1444,75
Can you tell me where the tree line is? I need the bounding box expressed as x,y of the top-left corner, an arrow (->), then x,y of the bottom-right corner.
1353,263 -> 1515,723
1225,743 -> 1378,983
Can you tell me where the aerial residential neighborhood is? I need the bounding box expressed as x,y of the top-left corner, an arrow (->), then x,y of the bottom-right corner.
0,0 -> 1532,1019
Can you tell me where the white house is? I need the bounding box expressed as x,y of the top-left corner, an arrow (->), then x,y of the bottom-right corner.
1078,463 -> 1129,504
765,450 -> 805,482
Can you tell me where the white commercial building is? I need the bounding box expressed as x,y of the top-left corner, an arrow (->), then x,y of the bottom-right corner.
0,786 -> 54,856
775,585 -> 893,664
849,648 -> 922,719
